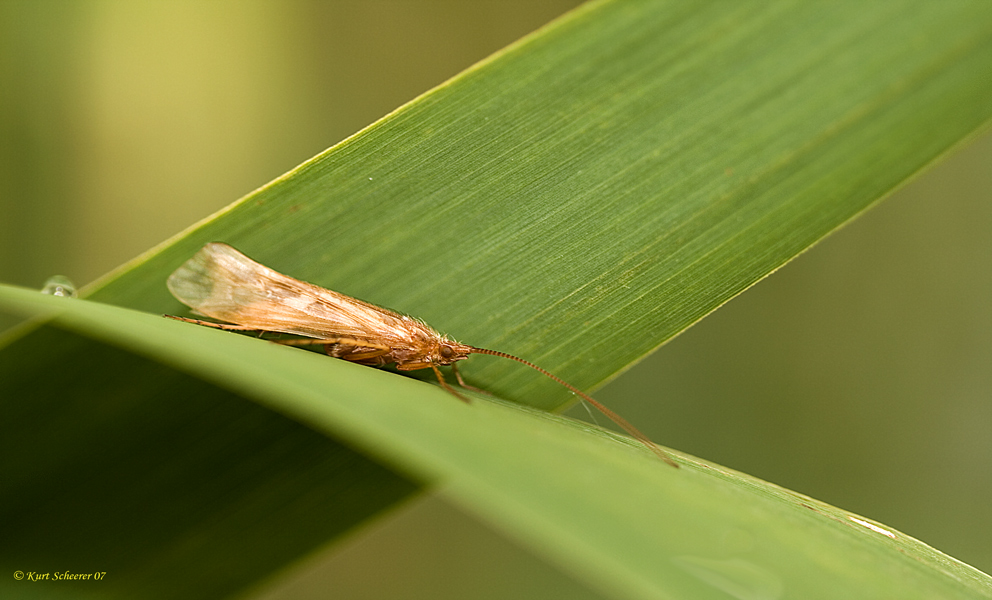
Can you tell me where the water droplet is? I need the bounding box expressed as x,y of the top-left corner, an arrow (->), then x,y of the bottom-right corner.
848,516 -> 896,539
41,275 -> 78,298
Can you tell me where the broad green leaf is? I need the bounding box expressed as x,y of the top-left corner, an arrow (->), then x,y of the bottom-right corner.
0,296 -> 418,600
4,0 -> 992,598
3,286 -> 991,599
81,1 -> 992,410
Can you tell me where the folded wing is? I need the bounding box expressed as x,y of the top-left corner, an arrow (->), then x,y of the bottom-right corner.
167,242 -> 413,344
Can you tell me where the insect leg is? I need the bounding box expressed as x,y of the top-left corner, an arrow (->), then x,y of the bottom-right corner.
451,363 -> 489,395
431,364 -> 470,403
339,348 -> 391,362
274,337 -> 390,351
165,315 -> 263,331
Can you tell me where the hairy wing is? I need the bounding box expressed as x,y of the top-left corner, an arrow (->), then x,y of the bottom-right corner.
167,243 -> 419,344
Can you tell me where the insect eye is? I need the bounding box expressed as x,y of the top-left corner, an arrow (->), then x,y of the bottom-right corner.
440,346 -> 454,358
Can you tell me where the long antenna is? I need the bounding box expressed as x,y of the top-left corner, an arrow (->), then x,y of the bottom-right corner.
469,347 -> 679,468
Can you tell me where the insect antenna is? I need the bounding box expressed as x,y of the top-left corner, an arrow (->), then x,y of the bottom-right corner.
468,347 -> 678,468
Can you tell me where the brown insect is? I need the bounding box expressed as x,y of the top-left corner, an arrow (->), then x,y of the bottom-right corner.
166,242 -> 677,467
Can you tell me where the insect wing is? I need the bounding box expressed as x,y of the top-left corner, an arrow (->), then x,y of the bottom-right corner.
167,243 -> 407,341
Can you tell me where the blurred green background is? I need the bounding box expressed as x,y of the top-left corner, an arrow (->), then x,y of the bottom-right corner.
2,1 -> 989,598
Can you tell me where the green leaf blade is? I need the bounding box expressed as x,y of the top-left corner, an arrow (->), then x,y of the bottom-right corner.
82,1 -> 992,410
2,286 -> 990,599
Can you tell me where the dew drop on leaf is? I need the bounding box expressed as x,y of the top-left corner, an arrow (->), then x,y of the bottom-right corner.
41,275 -> 78,298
